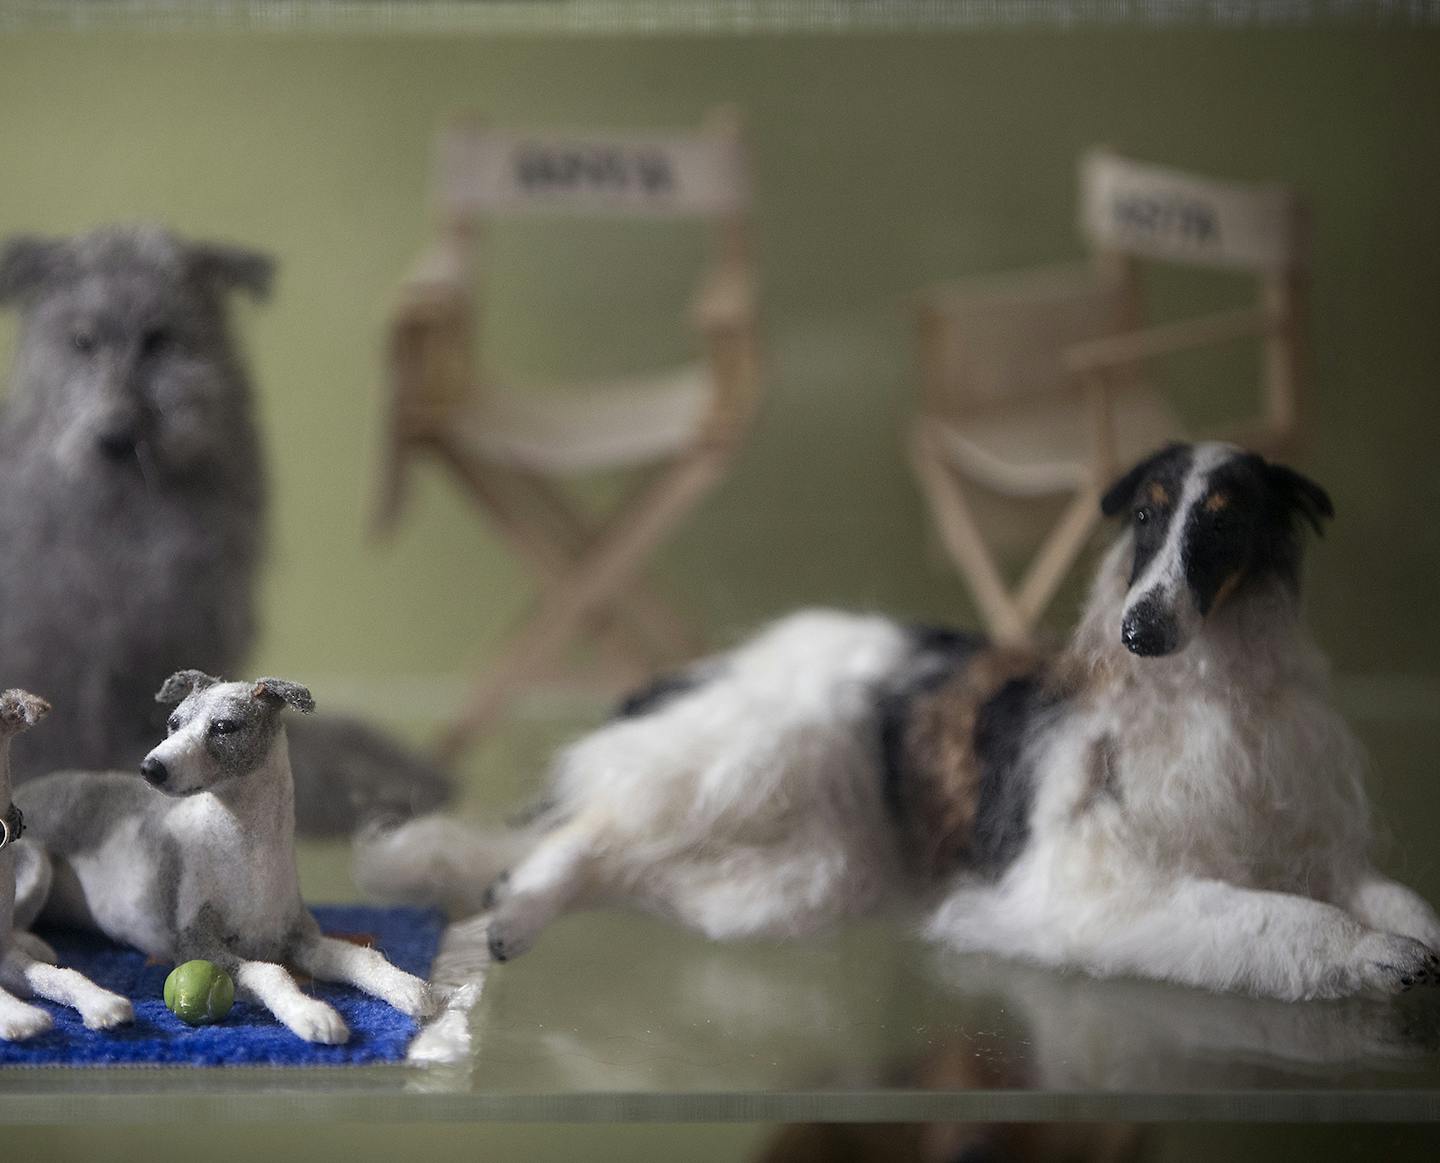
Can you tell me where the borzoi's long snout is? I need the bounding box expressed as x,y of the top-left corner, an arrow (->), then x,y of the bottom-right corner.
1121,585 -> 1202,657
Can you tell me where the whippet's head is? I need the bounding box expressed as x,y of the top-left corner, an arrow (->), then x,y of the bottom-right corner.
143,670 -> 314,796
1100,442 -> 1333,658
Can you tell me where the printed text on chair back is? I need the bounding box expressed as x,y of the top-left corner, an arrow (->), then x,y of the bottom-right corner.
437,126 -> 750,219
1079,150 -> 1304,273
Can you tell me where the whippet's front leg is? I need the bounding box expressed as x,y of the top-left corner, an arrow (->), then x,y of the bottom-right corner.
0,946 -> 132,1031
223,957 -> 350,1045
0,981 -> 52,1041
290,934 -> 436,1020
934,877 -> 1440,1001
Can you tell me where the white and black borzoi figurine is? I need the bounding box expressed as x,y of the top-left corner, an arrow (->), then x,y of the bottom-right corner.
361,442 -> 1440,1002
0,689 -> 132,1040
15,673 -> 435,1043
0,226 -> 451,835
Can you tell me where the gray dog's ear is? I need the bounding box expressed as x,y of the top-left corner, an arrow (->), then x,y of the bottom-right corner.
189,243 -> 275,302
155,670 -> 222,705
0,235 -> 67,305
251,678 -> 315,715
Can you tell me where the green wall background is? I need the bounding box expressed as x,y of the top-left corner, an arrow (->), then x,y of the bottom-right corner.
3,26 -> 1438,699
1,22 -> 1438,1159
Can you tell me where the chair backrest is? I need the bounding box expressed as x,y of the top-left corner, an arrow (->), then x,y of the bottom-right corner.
1079,149 -> 1306,274
436,115 -> 750,223
921,268 -> 1131,416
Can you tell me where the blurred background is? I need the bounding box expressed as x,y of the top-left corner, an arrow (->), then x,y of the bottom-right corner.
1,5 -> 1438,1159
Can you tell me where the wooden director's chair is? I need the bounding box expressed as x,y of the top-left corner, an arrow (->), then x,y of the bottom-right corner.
911,148 -> 1308,644
376,110 -> 760,763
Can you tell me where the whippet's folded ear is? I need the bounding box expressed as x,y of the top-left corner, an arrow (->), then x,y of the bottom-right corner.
156,670 -> 222,705
0,689 -> 50,731
1101,443 -> 1191,518
1265,462 -> 1334,536
188,242 -> 275,302
0,235 -> 69,305
252,678 -> 316,715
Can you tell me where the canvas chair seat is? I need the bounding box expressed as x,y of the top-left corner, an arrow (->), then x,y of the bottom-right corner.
936,387 -> 1181,498
457,363 -> 712,475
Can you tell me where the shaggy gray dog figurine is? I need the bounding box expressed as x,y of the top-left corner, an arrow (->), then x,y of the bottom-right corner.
0,225 -> 450,834
14,672 -> 435,1043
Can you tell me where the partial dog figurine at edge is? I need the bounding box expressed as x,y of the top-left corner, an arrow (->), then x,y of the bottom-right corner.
16,673 -> 435,1043
0,689 -> 132,1040
361,442 -> 1440,1002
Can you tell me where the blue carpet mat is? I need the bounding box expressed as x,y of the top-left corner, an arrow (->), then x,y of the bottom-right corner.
0,905 -> 446,1067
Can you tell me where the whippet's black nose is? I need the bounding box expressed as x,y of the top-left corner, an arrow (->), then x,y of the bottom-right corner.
97,429 -> 138,460
140,757 -> 167,787
1121,596 -> 1179,658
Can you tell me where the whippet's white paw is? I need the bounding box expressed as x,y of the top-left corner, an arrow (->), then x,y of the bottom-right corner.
1353,933 -> 1440,996
80,992 -> 134,1031
388,975 -> 438,1020
0,1000 -> 53,1041
287,1001 -> 351,1045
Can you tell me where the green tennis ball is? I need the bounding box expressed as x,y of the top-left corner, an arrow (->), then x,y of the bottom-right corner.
164,960 -> 236,1026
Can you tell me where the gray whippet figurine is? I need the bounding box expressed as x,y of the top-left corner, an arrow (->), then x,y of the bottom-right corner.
15,673 -> 435,1043
0,689 -> 132,1040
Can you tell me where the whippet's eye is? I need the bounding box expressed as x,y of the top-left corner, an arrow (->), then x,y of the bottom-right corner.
208,719 -> 241,737
140,328 -> 171,356
166,715 -> 181,733
71,331 -> 96,355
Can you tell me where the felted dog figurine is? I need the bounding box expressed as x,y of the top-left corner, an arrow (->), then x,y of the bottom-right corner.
0,690 -> 132,1040
361,443 -> 1440,1002
16,673 -> 435,1043
0,225 -> 450,835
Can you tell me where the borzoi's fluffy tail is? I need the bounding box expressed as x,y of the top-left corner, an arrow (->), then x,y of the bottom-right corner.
352,815 -> 537,917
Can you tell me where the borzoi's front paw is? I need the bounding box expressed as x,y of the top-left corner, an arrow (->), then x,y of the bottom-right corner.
486,910 -> 540,963
287,1001 -> 351,1044
1352,933 -> 1440,996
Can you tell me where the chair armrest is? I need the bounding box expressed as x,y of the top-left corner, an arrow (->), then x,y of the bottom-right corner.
393,237 -> 472,322
1063,307 -> 1278,377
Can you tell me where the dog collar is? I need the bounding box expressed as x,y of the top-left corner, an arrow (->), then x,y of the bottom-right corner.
0,803 -> 22,849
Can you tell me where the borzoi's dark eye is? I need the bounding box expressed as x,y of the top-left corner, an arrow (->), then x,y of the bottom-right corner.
208,719 -> 241,737
1134,506 -> 1152,525
166,714 -> 181,734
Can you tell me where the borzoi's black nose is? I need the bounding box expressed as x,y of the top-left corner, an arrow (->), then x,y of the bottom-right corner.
140,757 -> 168,787
1122,596 -> 1179,657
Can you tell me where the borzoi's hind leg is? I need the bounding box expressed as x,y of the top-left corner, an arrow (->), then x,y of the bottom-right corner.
0,947 -> 132,1031
487,816 -> 601,961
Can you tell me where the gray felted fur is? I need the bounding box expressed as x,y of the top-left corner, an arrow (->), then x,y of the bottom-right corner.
0,224 -> 451,834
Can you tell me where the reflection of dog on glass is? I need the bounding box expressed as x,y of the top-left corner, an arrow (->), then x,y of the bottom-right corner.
0,690 -> 132,1040
16,673 -> 435,1043
364,443 -> 1440,1001
0,226 -> 450,834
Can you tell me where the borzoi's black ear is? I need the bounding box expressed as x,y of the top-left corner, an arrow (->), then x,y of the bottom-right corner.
1100,444 -> 1189,518
156,671 -> 222,704
1265,463 -> 1334,536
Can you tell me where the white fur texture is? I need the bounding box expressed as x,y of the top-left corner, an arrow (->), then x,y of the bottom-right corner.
357,448 -> 1440,1001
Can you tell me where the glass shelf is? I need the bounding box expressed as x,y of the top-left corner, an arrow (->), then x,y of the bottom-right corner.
4,895 -> 1440,1124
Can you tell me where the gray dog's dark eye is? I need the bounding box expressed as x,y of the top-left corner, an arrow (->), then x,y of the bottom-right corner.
166,714 -> 181,733
140,328 -> 171,357
71,331 -> 96,355
208,719 -> 241,737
